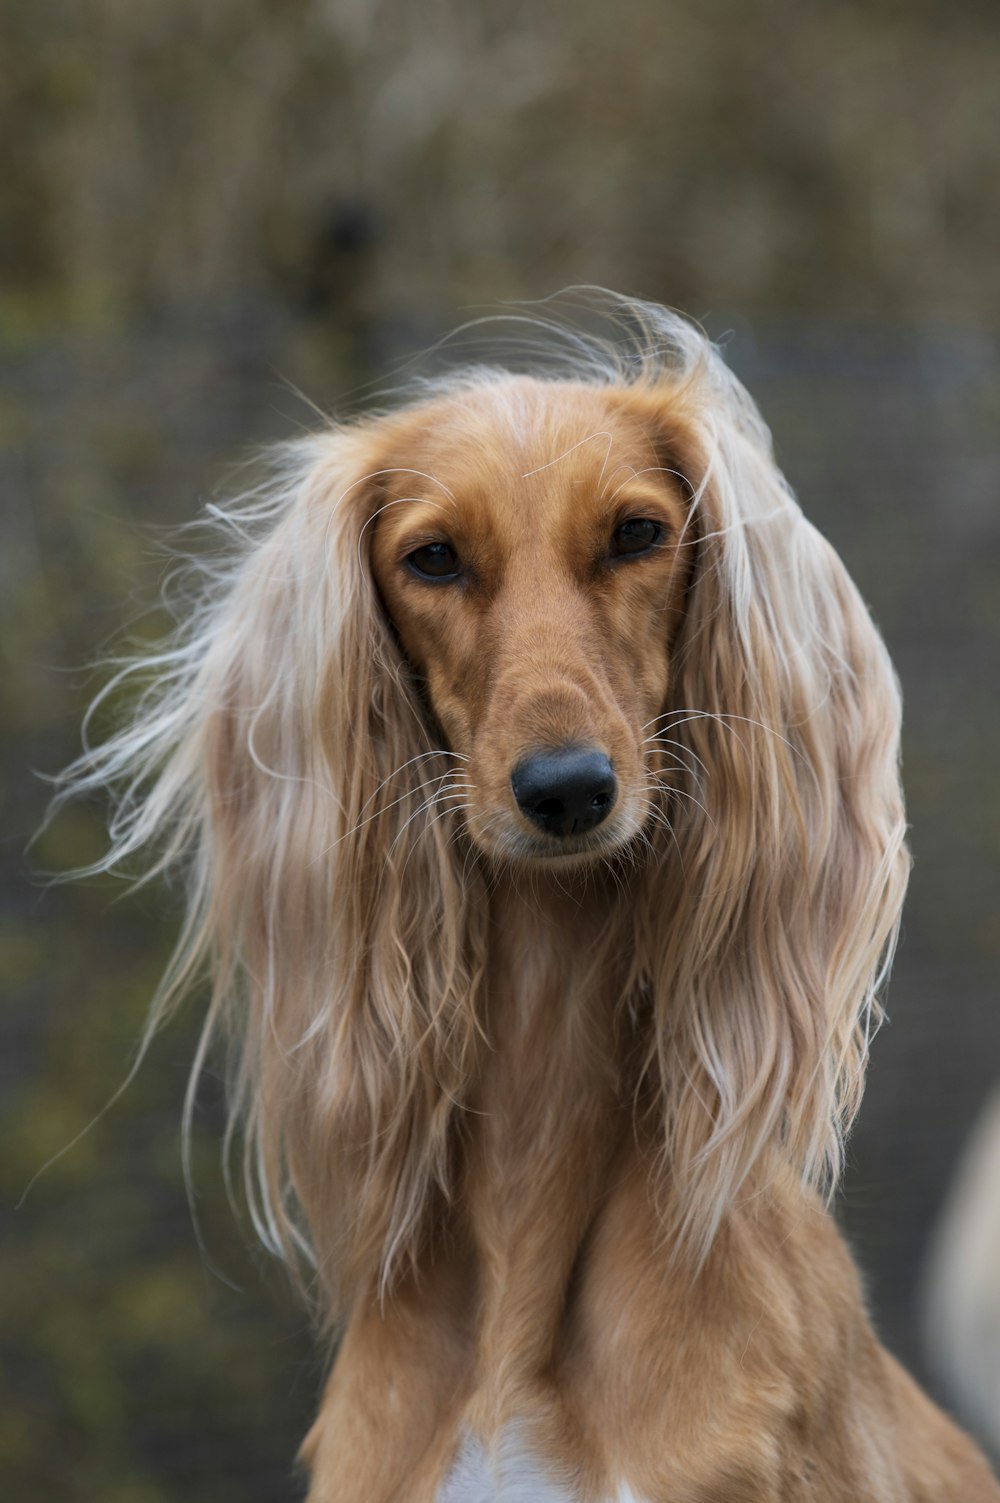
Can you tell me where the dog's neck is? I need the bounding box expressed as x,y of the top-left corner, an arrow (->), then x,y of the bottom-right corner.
484,863 -> 631,1017
479,866 -> 634,1102
459,866 -> 637,1424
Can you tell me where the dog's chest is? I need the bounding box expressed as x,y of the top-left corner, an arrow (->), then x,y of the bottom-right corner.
437,1431 -> 646,1503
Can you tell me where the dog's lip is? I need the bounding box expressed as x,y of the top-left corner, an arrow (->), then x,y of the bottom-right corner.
477,810 -> 641,867
527,834 -> 619,859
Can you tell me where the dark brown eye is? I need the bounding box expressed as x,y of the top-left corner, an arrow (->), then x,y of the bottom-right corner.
610,517 -> 663,558
407,542 -> 460,580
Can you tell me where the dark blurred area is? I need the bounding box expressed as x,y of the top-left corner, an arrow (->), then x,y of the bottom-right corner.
2,3 -> 999,1498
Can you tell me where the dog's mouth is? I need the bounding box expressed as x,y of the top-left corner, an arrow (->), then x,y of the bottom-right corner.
507,820 -> 643,868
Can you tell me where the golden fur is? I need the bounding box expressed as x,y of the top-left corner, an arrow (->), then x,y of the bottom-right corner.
64,296 -> 999,1499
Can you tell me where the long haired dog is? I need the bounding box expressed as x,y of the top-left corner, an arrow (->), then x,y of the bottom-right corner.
64,297 -> 999,1501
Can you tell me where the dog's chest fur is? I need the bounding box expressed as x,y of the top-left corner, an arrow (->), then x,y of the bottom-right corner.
438,1429 -> 645,1503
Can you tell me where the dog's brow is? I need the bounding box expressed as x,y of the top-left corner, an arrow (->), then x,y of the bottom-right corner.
605,464 -> 689,505
356,495 -> 447,565
602,463 -> 640,503
335,467 -> 456,514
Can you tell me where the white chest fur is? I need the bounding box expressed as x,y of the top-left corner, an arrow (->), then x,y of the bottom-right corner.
437,1430 -> 646,1503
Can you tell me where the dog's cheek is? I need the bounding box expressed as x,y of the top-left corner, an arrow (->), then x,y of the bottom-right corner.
422,675 -> 474,756
641,642 -> 675,722
601,594 -> 675,732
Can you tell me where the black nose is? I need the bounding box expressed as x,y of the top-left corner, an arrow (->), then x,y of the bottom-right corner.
511,746 -> 617,838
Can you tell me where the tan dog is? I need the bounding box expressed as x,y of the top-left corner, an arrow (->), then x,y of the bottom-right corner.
66,297 -> 999,1500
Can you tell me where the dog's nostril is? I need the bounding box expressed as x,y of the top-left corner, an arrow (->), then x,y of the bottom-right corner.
510,746 -> 617,839
533,797 -> 565,820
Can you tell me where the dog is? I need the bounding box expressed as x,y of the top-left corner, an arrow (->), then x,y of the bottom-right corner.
66,295 -> 999,1500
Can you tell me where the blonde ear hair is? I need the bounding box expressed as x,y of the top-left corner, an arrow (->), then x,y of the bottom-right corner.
623,317 -> 909,1257
58,423 -> 488,1317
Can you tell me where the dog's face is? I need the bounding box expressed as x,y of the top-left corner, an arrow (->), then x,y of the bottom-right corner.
370,378 -> 691,866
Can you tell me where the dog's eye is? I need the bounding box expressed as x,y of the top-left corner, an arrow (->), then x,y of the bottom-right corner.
611,518 -> 663,558
407,542 -> 460,580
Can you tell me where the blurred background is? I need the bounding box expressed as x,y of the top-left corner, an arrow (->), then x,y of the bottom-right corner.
2,1 -> 999,1498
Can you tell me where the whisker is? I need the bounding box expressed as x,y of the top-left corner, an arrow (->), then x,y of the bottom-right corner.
643,771 -> 714,826
386,787 -> 472,859
358,749 -> 470,817
643,708 -> 796,756
643,745 -> 705,784
641,733 -> 709,777
311,770 -> 462,863
356,495 -> 447,568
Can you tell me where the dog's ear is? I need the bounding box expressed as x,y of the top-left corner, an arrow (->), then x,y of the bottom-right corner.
630,354 -> 909,1259
60,419 -> 487,1318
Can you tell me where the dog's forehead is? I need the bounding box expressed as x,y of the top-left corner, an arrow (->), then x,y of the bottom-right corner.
404,378 -> 660,527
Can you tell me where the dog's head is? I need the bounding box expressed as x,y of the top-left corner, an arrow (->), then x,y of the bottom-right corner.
368,378 -> 691,868
66,298 -> 909,1305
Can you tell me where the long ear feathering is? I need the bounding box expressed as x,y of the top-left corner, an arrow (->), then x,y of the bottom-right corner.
614,302 -> 911,1258
53,423 -> 489,1320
